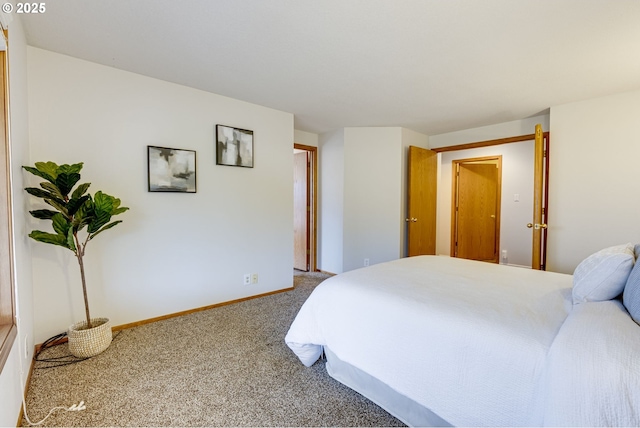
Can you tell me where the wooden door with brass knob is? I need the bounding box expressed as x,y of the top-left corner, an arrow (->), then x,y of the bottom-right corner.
407,146 -> 437,256
529,124 -> 548,270
451,156 -> 502,263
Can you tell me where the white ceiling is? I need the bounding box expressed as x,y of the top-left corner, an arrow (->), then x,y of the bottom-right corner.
20,0 -> 640,136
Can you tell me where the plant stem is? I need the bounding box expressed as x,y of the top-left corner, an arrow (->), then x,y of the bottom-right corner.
74,234 -> 92,329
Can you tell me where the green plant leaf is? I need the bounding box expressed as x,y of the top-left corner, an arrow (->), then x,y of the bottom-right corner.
40,182 -> 64,200
72,211 -> 93,232
67,194 -> 90,216
57,163 -> 83,175
66,227 -> 76,252
88,212 -> 112,234
88,220 -> 122,241
77,196 -> 94,214
88,191 -> 114,233
28,230 -> 69,249
73,198 -> 94,232
25,187 -> 54,199
71,182 -> 91,200
51,213 -> 71,236
44,198 -> 69,216
111,197 -> 122,208
34,162 -> 59,180
93,191 -> 114,210
26,185 -> 69,216
108,197 -> 130,216
29,209 -> 58,220
22,166 -> 55,184
112,206 -> 129,216
55,172 -> 81,197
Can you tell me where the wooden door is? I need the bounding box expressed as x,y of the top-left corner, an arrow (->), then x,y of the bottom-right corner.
293,151 -> 309,271
407,146 -> 437,256
529,124 -> 547,270
453,159 -> 501,263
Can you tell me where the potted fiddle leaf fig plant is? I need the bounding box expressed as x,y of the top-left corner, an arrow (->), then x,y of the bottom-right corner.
24,161 -> 128,358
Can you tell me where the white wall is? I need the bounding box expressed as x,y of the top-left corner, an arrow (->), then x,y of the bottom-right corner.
343,127 -> 403,271
318,127 -> 429,274
318,129 -> 344,273
26,48 -> 294,342
294,129 -> 318,147
548,89 -> 640,274
429,114 -> 550,148
0,15 -> 35,427
437,141 -> 535,267
0,345 -> 22,427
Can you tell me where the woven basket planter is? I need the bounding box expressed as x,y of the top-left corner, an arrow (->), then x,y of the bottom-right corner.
68,317 -> 112,358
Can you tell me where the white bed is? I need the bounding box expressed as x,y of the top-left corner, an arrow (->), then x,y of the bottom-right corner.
285,254 -> 640,427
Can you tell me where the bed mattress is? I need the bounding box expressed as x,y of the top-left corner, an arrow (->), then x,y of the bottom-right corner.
286,256 -> 574,426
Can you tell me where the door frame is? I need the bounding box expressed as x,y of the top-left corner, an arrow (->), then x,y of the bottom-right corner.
293,143 -> 318,272
433,131 -> 550,269
450,156 -> 502,262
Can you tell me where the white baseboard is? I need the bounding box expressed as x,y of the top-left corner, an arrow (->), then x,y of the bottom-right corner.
501,262 -> 532,269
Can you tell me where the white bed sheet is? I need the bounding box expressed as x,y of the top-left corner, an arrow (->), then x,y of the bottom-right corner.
285,256 -> 573,426
542,299 -> 640,426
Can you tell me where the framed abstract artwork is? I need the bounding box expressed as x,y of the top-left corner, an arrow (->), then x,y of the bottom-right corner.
147,146 -> 197,193
216,124 -> 254,168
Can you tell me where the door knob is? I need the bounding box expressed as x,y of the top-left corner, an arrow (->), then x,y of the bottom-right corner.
527,223 -> 547,229
405,217 -> 418,222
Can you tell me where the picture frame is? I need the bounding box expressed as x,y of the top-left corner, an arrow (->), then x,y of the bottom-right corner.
216,124 -> 254,168
147,146 -> 197,193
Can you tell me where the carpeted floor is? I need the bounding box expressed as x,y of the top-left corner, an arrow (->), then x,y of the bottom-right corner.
22,270 -> 404,427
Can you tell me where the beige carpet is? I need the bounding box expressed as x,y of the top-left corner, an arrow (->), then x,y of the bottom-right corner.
22,271 -> 404,427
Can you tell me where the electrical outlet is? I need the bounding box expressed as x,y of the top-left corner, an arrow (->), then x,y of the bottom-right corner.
243,274 -> 251,285
364,258 -> 370,267
251,273 -> 258,284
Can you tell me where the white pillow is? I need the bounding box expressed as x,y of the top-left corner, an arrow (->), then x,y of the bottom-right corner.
623,259 -> 640,324
572,243 -> 635,304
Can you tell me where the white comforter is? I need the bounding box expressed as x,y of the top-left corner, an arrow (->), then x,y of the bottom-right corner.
543,299 -> 640,426
286,256 -> 577,426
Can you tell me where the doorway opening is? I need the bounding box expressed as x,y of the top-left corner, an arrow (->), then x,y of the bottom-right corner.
433,129 -> 550,270
293,144 -> 317,272
451,156 -> 502,263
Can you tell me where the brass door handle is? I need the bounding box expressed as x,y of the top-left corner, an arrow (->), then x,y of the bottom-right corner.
405,217 -> 418,222
527,223 -> 547,229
